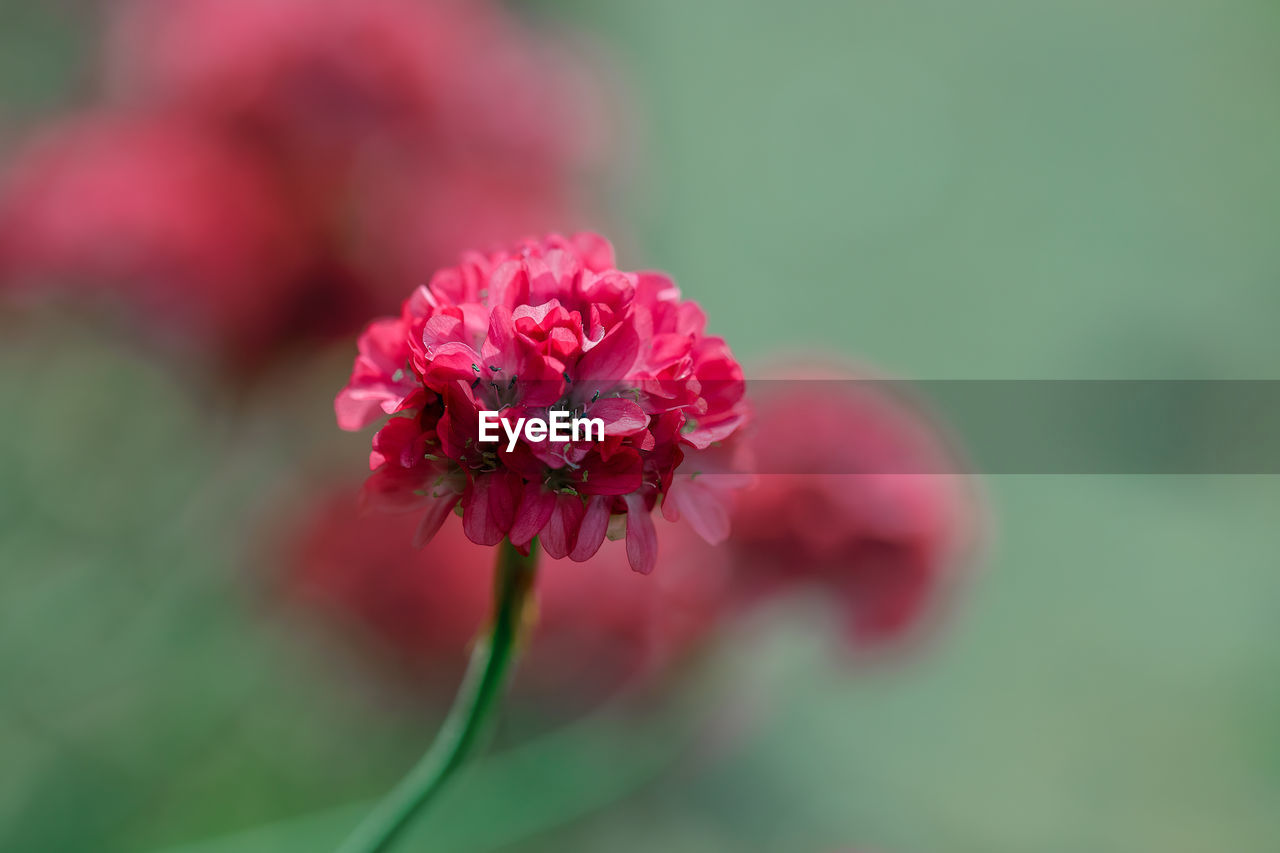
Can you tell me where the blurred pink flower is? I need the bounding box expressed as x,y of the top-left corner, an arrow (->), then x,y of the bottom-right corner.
728,367 -> 980,650
283,483 -> 730,712
0,114 -> 308,371
0,0 -> 607,376
336,233 -> 750,574
106,0 -> 602,304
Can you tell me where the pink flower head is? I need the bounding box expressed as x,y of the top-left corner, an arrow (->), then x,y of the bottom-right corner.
336,233 -> 749,574
730,366 -> 980,649
0,114 -> 306,370
283,483 -> 729,712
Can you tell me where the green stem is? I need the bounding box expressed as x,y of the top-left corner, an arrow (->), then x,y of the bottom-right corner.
336,539 -> 539,853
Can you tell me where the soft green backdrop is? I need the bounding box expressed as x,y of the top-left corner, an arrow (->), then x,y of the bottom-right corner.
2,0 -> 1279,850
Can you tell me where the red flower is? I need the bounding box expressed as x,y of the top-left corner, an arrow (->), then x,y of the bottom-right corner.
728,367 -> 980,649
0,0 -> 605,375
106,0 -> 601,304
283,483 -> 729,711
0,114 -> 307,370
336,233 -> 750,574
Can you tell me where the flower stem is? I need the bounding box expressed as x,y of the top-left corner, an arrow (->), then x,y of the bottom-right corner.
336,539 -> 539,853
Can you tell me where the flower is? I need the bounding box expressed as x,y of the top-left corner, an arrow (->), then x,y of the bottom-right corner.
0,0 -> 605,376
336,233 -> 750,574
105,0 -> 602,309
282,482 -> 730,713
0,114 -> 308,371
728,366 -> 979,649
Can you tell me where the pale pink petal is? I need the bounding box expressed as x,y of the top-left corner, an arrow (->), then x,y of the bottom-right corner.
412,493 -> 461,548
335,389 -> 387,432
586,397 -> 650,435
669,477 -> 731,545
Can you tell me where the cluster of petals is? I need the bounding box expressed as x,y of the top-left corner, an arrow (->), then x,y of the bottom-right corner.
284,482 -> 730,714
336,233 -> 749,574
0,0 -> 601,375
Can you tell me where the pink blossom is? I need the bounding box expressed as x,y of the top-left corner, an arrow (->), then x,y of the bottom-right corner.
106,0 -> 602,295
336,233 -> 750,574
729,367 -> 980,649
0,114 -> 307,372
0,0 -> 606,377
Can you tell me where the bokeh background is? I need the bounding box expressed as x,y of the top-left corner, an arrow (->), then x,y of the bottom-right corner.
3,1 -> 1279,851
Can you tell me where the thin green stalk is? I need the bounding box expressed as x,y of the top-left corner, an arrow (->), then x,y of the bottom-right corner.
336,539 -> 539,853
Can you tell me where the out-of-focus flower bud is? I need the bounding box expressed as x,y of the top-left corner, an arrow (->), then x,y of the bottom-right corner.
728,365 -> 981,650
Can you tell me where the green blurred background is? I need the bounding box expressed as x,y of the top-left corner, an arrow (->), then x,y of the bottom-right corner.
2,0 -> 1279,850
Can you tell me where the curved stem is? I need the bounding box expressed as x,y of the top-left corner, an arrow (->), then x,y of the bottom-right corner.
337,539 -> 538,853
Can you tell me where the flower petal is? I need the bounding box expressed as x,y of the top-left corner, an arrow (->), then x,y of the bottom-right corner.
576,322 -> 639,383
586,397 -> 650,435
462,476 -> 505,546
578,448 -> 643,496
541,495 -> 584,559
509,483 -> 555,548
669,477 -> 731,544
412,492 -> 461,548
624,494 -> 657,574
569,496 -> 610,561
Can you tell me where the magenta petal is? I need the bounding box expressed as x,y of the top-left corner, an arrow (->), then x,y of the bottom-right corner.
569,496 -> 610,561
510,485 -> 555,547
624,494 -> 657,574
488,472 -> 519,536
578,448 -> 644,496
421,313 -> 464,348
541,495 -> 584,559
576,322 -> 640,383
423,341 -> 480,377
413,493 -> 461,548
485,305 -> 516,353
486,259 -> 529,311
462,477 -> 504,546
587,397 -> 650,435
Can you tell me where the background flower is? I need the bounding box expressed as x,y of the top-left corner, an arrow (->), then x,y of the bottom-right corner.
728,365 -> 981,650
0,0 -> 607,377
0,114 -> 308,373
280,480 -> 730,720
